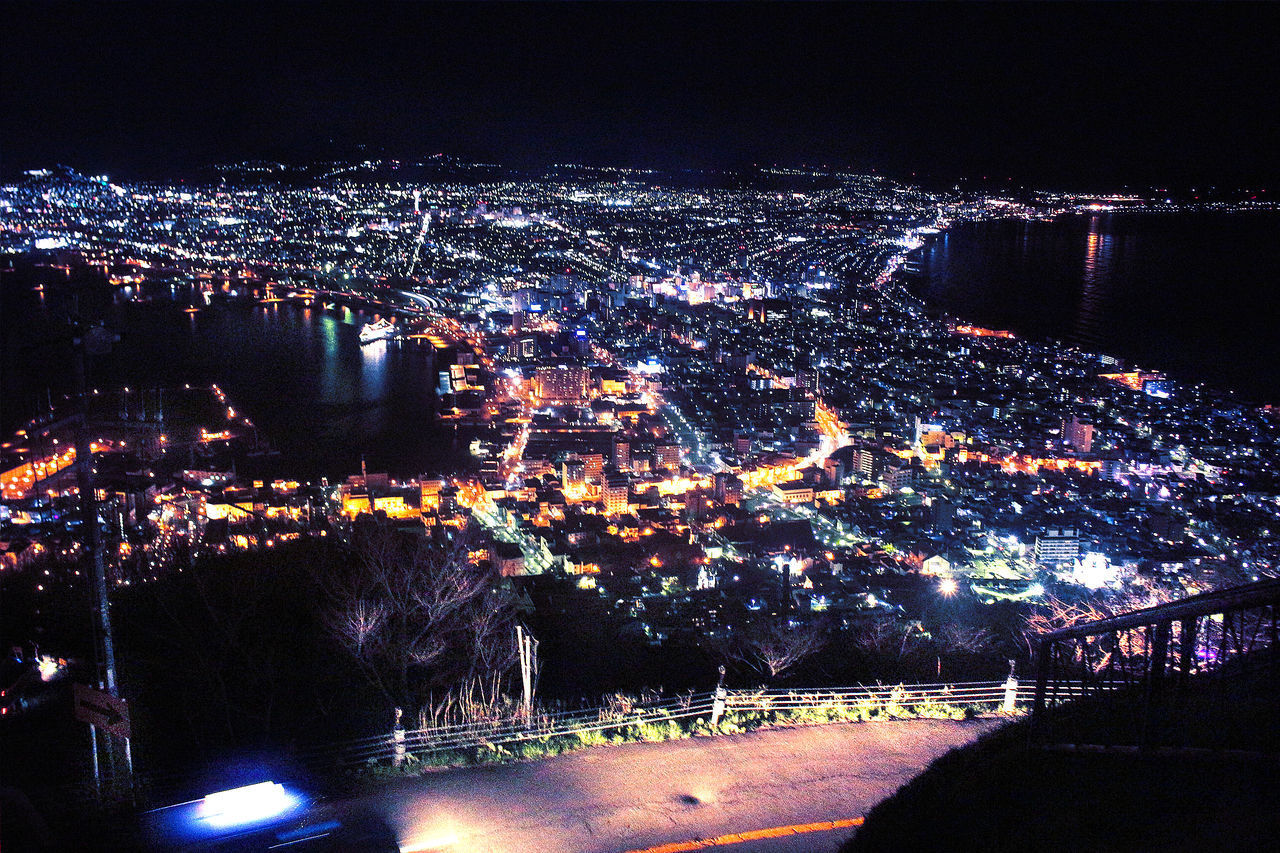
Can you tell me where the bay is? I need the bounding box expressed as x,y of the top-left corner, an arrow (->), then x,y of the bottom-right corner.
1,265 -> 456,479
913,211 -> 1280,402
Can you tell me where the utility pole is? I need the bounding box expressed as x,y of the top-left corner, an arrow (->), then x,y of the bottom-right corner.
73,324 -> 119,695
73,322 -> 132,796
516,624 -> 538,722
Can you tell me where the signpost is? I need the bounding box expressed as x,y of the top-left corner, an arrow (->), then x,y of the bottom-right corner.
73,682 -> 131,739
74,682 -> 132,798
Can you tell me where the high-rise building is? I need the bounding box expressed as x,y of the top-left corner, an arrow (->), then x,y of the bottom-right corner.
849,446 -> 877,480
612,439 -> 630,471
561,456 -> 586,489
1063,415 -> 1094,454
1035,527 -> 1080,566
654,444 -> 681,472
580,453 -> 604,483
603,472 -> 630,515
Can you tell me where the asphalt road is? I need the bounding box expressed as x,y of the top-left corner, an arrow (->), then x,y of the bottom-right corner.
379,718 -> 1003,853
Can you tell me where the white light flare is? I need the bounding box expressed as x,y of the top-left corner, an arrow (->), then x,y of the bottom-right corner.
196,782 -> 303,829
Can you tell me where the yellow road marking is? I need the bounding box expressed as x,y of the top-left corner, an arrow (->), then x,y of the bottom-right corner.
623,816 -> 865,853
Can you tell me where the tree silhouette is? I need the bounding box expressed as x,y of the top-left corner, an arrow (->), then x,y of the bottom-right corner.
324,520 -> 517,715
722,619 -> 827,681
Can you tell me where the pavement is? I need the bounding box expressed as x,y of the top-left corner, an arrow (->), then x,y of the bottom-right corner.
378,718 -> 1003,853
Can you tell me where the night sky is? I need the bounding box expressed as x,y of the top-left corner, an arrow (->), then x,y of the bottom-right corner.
3,2 -> 1277,188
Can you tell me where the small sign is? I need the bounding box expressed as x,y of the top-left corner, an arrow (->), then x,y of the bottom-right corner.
73,682 -> 131,739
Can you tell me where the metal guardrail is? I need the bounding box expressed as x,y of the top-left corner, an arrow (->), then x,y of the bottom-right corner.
309,679 -> 1056,770
65,678 -> 1119,808
1030,578 -> 1280,749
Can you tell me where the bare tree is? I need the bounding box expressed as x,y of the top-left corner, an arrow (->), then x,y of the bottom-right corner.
847,617 -> 997,680
724,619 -> 827,681
1022,589 -> 1178,673
936,623 -> 996,655
324,521 -> 516,714
854,617 -> 927,661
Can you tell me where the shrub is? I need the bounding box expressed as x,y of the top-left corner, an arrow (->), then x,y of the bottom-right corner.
353,692 -> 984,783
575,728 -> 609,747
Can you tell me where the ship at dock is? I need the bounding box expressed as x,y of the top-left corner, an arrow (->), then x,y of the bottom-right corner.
358,316 -> 397,344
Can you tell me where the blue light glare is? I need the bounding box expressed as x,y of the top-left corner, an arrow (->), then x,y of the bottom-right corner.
196,781 -> 304,829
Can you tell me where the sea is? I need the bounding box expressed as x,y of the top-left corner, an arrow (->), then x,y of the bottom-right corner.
0,268 -> 455,480
910,210 -> 1280,403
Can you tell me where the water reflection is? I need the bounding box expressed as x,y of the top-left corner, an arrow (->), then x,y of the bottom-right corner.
1082,217 -> 1113,285
3,272 -> 446,477
1073,216 -> 1114,348
360,338 -> 389,401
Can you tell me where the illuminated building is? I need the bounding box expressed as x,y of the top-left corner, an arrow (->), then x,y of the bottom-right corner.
612,439 -> 631,471
1035,527 -> 1080,567
747,298 -> 790,324
714,471 -> 743,505
952,324 -> 1014,339
1099,370 -> 1169,396
844,445 -> 879,481
420,478 -> 444,511
373,494 -> 420,519
534,365 -> 590,402
580,453 -> 604,483
772,479 -> 815,503
603,471 -> 630,515
339,490 -> 371,518
599,371 -> 629,395
654,443 -> 681,472
922,555 -> 951,576
561,456 -> 586,490
1062,415 -> 1094,454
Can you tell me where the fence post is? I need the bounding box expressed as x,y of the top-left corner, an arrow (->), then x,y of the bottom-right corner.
392,707 -> 406,768
1178,616 -> 1197,688
1029,639 -> 1052,744
711,665 -> 727,726
1002,659 -> 1019,714
517,624 -> 538,724
1141,620 -> 1171,750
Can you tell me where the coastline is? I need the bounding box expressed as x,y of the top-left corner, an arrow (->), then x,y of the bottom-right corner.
893,209 -> 1280,405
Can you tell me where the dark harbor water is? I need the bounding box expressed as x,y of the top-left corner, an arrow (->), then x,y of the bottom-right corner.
1,267 -> 458,480
913,211 -> 1280,402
